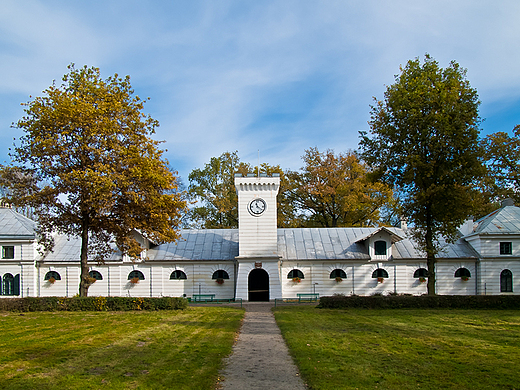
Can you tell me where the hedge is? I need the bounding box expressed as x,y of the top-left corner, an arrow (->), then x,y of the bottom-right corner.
317,294 -> 520,310
0,296 -> 188,312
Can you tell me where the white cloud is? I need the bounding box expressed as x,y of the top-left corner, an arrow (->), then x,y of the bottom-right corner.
1,0 -> 520,179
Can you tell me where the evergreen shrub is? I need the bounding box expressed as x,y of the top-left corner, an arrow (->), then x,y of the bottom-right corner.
0,296 -> 188,312
317,295 -> 520,309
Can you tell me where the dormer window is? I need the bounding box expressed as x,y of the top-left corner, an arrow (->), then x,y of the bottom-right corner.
500,242 -> 512,255
374,241 -> 387,256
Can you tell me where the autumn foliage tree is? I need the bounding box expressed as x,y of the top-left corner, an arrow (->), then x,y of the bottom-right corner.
285,147 -> 393,227
359,55 -> 484,295
1,65 -> 186,296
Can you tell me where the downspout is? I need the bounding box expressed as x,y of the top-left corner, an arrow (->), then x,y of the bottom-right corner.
37,262 -> 40,297
475,259 -> 478,296
20,263 -> 23,297
393,263 -> 397,295
20,243 -> 23,297
352,265 -> 355,295
233,258 -> 238,300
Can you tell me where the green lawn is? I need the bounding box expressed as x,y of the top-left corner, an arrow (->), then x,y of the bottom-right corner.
0,307 -> 243,390
274,306 -> 520,390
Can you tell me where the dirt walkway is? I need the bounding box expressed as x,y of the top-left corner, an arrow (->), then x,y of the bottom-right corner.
219,303 -> 306,390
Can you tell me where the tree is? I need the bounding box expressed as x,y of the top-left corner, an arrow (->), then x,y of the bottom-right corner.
187,151 -> 299,228
188,151 -> 250,229
482,125 -> 520,203
285,147 -> 393,227
1,65 -> 186,296
359,55 -> 484,295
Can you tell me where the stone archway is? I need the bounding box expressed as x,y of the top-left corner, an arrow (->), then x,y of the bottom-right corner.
248,269 -> 269,301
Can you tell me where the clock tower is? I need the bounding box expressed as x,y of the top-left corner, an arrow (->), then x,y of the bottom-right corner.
234,173 -> 281,300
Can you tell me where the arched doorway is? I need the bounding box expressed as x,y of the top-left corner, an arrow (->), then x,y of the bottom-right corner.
248,269 -> 269,301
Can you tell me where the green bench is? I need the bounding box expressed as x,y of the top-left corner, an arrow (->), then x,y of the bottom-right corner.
192,294 -> 216,302
297,293 -> 319,302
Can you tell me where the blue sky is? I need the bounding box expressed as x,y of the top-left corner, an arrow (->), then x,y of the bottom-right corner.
1,0 -> 520,183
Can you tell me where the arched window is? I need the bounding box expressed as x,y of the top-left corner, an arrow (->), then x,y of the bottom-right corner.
330,269 -> 347,279
501,269 -> 513,292
212,270 -> 229,279
374,241 -> 387,256
413,268 -> 429,278
454,268 -> 471,278
372,269 -> 389,278
128,270 -> 145,280
170,270 -> 187,280
2,274 -> 20,295
287,269 -> 304,279
45,271 -> 61,281
89,270 -> 103,280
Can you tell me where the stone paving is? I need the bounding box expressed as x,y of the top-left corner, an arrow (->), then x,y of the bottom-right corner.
219,302 -> 307,390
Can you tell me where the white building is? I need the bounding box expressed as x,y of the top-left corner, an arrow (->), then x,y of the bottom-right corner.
1,174 -> 518,299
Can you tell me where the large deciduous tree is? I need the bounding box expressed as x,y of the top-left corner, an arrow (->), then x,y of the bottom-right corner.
188,151 -> 250,229
1,65 -> 186,296
359,55 -> 484,295
187,151 -> 297,228
482,124 -> 520,203
286,147 -> 393,227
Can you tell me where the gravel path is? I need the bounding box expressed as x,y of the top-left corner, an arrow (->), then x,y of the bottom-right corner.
219,303 -> 306,390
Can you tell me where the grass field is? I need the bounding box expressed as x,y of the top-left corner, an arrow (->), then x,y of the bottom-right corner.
274,306 -> 520,390
0,307 -> 243,390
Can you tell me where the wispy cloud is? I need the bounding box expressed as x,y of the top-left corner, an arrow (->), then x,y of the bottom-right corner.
1,0 -> 520,179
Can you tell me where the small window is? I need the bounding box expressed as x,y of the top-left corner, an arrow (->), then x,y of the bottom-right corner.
501,269 -> 513,292
374,241 -> 387,256
500,242 -> 512,255
330,269 -> 347,279
170,270 -> 187,280
128,270 -> 145,280
44,271 -> 61,281
89,270 -> 103,280
454,268 -> 471,278
413,268 -> 429,278
287,269 -> 304,279
2,246 -> 14,259
212,270 -> 229,279
372,269 -> 389,278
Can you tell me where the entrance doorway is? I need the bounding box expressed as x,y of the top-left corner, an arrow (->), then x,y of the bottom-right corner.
248,269 -> 269,301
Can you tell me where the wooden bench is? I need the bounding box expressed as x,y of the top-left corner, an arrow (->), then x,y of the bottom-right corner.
297,293 -> 319,302
192,294 -> 216,302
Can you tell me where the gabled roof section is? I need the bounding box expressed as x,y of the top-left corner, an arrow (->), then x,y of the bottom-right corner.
355,226 -> 404,244
473,206 -> 520,235
0,207 -> 36,240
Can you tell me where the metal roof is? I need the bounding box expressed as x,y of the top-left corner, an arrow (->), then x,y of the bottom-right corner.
149,229 -> 239,261
42,234 -> 123,262
473,206 -> 520,235
391,234 -> 478,260
42,226 -> 479,262
0,207 -> 36,240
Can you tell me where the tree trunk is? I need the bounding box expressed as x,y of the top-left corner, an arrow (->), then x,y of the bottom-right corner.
79,213 -> 90,297
425,214 -> 436,295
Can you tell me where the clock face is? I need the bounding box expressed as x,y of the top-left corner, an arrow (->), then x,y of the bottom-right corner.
249,198 -> 266,216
